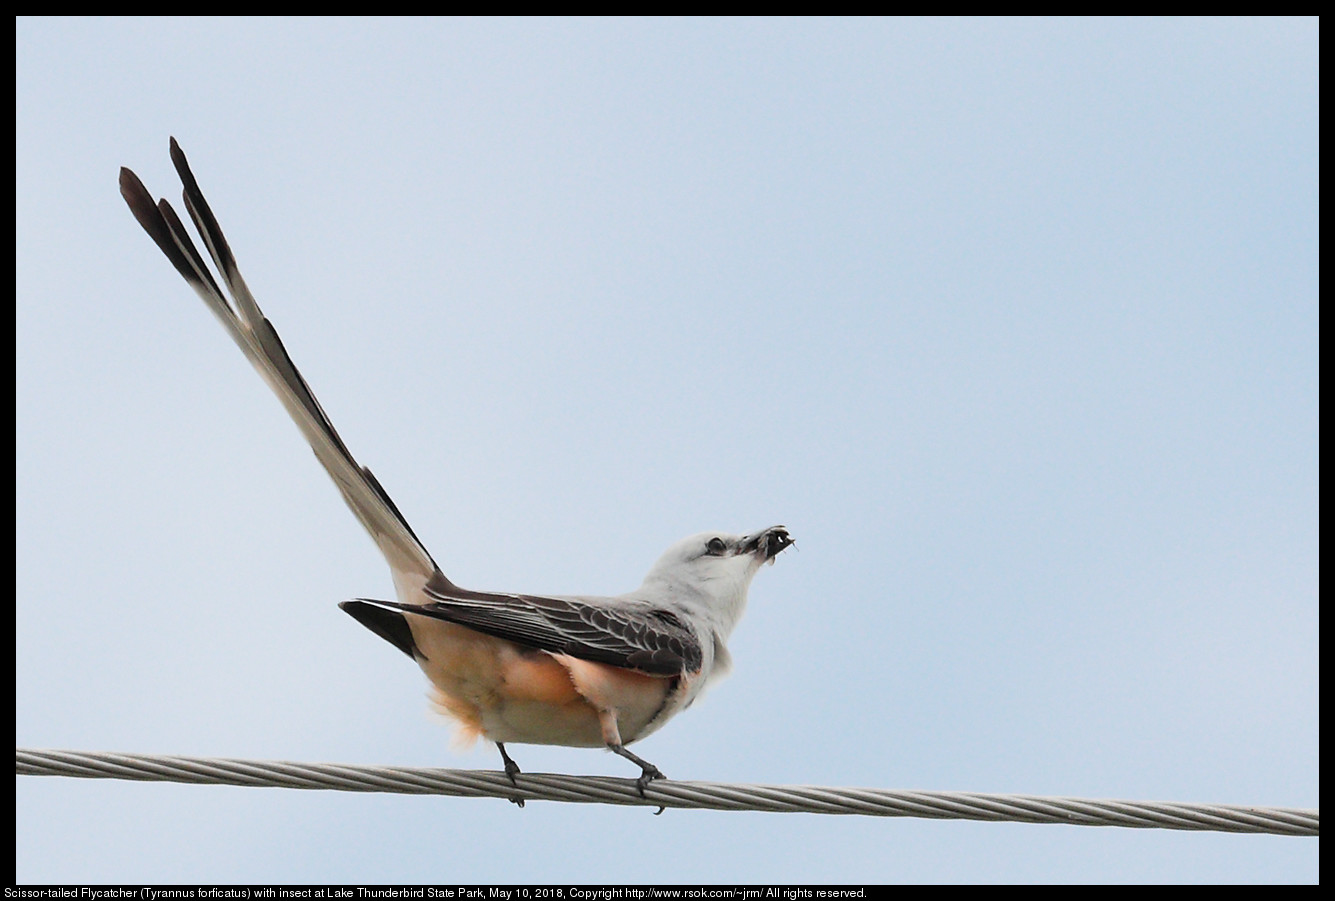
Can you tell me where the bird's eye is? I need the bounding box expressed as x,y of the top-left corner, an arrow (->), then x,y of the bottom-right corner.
706,537 -> 728,555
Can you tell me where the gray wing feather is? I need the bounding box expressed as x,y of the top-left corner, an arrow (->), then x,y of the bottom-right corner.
361,590 -> 703,676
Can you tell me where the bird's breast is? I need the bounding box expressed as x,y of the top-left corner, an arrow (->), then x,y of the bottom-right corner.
407,615 -> 681,748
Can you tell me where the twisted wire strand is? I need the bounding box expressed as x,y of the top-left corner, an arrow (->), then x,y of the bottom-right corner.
16,748 -> 1317,836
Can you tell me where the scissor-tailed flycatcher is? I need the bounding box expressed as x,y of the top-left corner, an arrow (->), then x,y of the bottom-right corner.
119,140 -> 792,794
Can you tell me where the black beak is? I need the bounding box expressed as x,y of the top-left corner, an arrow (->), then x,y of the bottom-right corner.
742,526 -> 794,561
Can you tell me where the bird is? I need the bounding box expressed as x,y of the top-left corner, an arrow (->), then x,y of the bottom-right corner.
118,139 -> 793,797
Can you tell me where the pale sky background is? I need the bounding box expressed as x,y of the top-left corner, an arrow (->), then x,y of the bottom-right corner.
16,17 -> 1317,884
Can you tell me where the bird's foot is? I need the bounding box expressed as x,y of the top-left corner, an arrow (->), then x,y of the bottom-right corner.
495,742 -> 522,784
496,742 -> 525,807
609,743 -> 667,799
635,763 -> 666,798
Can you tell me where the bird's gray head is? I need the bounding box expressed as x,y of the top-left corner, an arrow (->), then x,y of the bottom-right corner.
640,526 -> 793,605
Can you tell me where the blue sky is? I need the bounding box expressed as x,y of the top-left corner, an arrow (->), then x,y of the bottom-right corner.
16,17 -> 1317,883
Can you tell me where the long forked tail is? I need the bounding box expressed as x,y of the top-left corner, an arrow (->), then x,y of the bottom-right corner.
120,139 -> 444,593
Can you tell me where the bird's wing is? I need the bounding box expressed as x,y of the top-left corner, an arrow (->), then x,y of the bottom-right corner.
119,140 -> 440,587
357,589 -> 704,677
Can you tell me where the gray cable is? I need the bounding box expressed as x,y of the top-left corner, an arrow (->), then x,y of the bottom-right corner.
16,748 -> 1317,836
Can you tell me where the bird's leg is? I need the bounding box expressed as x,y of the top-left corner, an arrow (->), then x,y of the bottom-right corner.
495,742 -> 521,784
609,743 -> 666,797
597,708 -> 665,799
495,742 -> 525,808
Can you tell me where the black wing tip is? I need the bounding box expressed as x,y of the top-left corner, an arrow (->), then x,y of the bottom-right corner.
340,599 -> 421,661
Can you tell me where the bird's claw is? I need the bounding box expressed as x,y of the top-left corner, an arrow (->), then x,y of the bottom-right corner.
496,742 -> 522,785
635,764 -> 666,799
496,742 -> 524,806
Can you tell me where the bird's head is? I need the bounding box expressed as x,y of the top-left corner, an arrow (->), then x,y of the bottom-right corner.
639,526 -> 793,629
